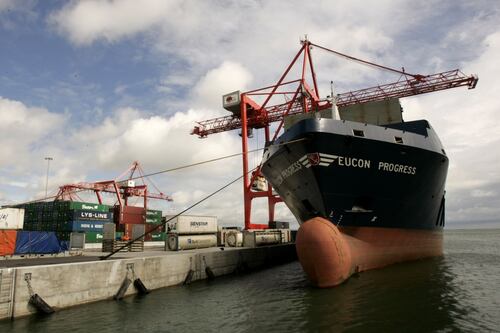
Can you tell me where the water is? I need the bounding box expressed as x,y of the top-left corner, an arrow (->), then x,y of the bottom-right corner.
2,229 -> 499,332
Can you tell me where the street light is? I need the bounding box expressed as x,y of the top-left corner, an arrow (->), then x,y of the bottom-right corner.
44,157 -> 53,198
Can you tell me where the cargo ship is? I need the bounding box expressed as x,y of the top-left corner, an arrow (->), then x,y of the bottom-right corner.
261,99 -> 449,287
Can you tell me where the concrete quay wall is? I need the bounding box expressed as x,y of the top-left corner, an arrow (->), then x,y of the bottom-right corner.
0,244 -> 296,319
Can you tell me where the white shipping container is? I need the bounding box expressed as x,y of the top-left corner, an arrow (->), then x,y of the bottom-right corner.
167,234 -> 217,251
268,228 -> 292,243
168,215 -> 218,235
225,231 -> 243,247
103,223 -> 116,240
0,208 -> 24,230
243,230 -> 282,247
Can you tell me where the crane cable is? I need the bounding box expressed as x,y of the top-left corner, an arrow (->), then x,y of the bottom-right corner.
121,137 -> 307,182
100,166 -> 258,259
310,42 -> 426,81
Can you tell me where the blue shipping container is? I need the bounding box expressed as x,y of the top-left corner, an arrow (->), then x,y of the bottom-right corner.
69,220 -> 106,232
72,210 -> 113,221
15,231 -> 62,254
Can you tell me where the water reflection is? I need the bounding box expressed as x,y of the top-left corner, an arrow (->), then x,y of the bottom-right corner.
1,237 -> 497,333
300,257 -> 475,332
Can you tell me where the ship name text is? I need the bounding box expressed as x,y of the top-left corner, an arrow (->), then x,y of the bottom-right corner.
275,160 -> 303,186
378,162 -> 416,175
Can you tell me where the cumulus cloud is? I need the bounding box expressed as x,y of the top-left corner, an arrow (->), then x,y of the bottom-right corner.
192,61 -> 253,110
0,97 -> 66,168
48,0 -> 174,45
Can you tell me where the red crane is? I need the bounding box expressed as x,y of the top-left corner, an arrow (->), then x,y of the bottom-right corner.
191,39 -> 478,230
55,161 -> 173,238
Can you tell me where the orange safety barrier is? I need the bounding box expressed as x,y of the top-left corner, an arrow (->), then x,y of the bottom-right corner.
0,230 -> 17,256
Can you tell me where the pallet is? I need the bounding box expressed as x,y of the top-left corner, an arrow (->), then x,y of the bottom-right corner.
102,239 -> 144,252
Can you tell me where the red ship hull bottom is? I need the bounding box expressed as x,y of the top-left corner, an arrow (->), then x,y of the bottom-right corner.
295,217 -> 443,288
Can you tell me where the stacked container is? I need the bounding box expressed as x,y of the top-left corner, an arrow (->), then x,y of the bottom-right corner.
166,215 -> 218,251
0,208 -> 24,256
144,209 -> 165,241
14,201 -> 113,244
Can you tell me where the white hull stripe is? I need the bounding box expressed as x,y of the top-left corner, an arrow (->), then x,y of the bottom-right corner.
320,153 -> 338,159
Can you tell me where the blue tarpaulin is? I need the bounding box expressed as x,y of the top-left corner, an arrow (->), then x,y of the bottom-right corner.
14,231 -> 63,254
59,240 -> 69,251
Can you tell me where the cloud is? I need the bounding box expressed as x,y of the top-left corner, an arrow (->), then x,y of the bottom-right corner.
0,97 -> 66,168
192,61 -> 253,110
401,30 -> 500,222
48,0 -> 173,45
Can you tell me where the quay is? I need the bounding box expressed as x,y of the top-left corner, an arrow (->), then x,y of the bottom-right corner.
0,244 -> 297,320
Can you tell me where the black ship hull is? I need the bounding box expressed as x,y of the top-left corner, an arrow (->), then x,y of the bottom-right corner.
262,118 -> 448,230
261,118 -> 448,287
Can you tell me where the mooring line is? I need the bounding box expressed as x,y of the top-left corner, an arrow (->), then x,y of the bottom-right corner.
99,166 -> 258,260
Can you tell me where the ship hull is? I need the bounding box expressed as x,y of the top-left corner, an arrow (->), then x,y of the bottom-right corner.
296,217 -> 443,287
261,118 -> 448,287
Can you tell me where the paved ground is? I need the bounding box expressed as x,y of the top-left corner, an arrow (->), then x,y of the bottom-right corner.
0,246 -> 239,268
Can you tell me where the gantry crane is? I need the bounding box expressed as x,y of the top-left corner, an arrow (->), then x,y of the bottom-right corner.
191,39 -> 478,230
55,161 -> 173,237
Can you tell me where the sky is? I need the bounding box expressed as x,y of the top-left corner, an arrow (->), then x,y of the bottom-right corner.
0,0 -> 499,229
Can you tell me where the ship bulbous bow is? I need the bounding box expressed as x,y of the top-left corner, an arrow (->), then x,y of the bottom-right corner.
296,217 -> 353,287
296,217 -> 444,288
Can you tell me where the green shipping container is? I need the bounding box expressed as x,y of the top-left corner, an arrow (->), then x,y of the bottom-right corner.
146,209 -> 162,224
151,232 -> 166,241
59,201 -> 110,213
85,232 -> 104,243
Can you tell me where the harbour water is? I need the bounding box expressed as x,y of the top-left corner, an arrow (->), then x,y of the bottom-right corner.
1,229 -> 499,332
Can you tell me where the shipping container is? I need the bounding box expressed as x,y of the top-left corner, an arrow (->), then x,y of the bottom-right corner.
72,210 -> 113,221
119,206 -> 145,224
146,209 -> 162,224
243,230 -> 282,247
103,223 -> 116,240
58,201 -> 110,213
0,208 -> 24,230
68,220 -> 106,232
225,230 -> 243,247
167,234 -> 217,251
150,232 -> 165,241
132,224 -> 146,240
146,232 -> 166,241
85,231 -> 104,243
0,230 -> 17,256
280,229 -> 292,243
167,215 -> 218,235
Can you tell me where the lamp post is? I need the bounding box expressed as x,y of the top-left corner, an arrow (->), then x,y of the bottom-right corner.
44,157 -> 53,198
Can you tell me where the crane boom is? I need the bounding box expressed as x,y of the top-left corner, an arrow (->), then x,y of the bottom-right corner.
337,69 -> 477,107
192,69 -> 477,138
